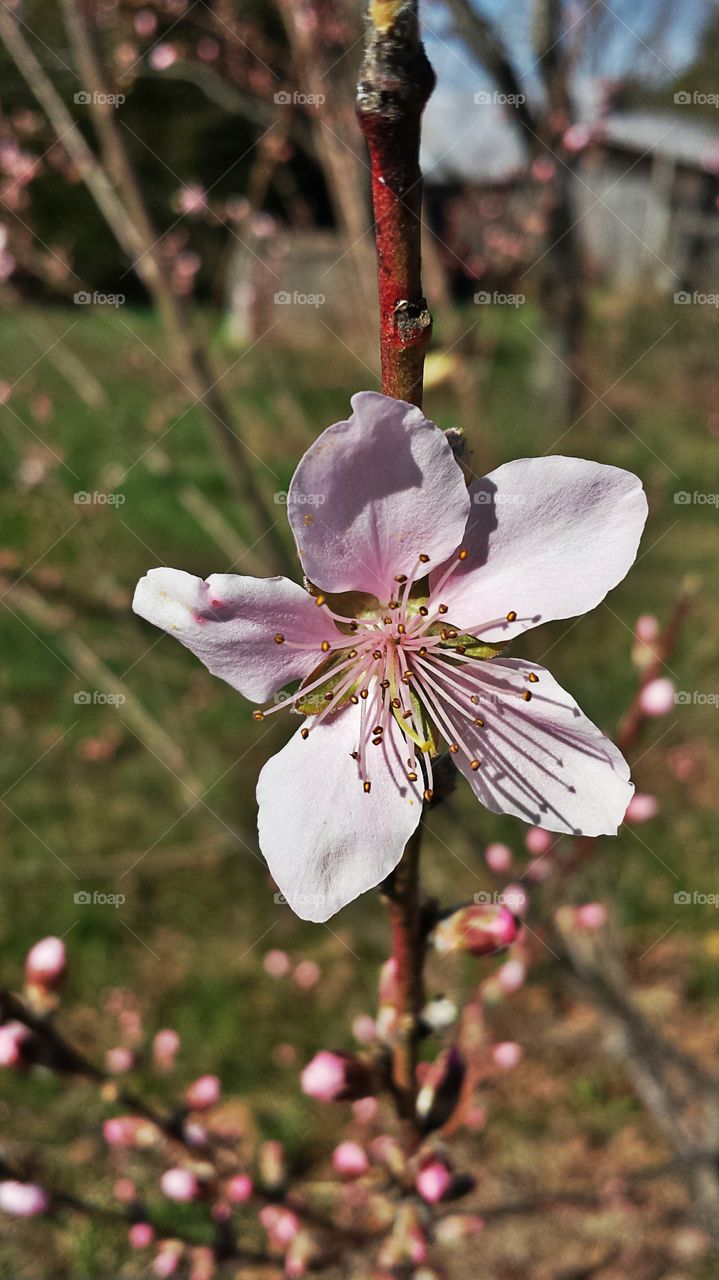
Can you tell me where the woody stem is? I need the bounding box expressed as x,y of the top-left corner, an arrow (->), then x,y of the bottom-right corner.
357,0 -> 436,408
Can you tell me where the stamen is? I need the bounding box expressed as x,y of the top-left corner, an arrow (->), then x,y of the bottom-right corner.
274,634 -> 285,644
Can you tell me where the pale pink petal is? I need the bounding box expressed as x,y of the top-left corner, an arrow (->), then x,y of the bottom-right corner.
257,703 -> 422,921
133,569 -> 338,703
451,658 -> 633,835
429,456 -> 647,639
287,392 -> 470,602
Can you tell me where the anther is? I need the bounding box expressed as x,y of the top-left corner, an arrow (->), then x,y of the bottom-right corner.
360,690 -> 369,700
528,672 -> 539,683
438,604 -> 449,615
372,736 -> 383,746
419,606 -> 429,617
301,728 -> 309,740
522,690 -> 532,702
418,646 -> 427,656
350,620 -> 359,631
350,694 -> 359,704
363,781 -> 371,794
253,711 -> 265,721
419,554 -> 430,564
315,595 -> 326,607
423,788 -> 434,802
470,695 -> 479,705
449,743 -> 459,754
407,771 -> 418,781
394,574 -> 408,584
389,600 -> 399,609
373,726 -> 383,735
470,759 -> 480,771
473,717 -> 485,727
349,649 -> 358,659
321,640 -> 331,652
506,610 -> 517,622
380,679 -> 390,690
397,623 -> 406,635
402,709 -> 413,719
373,649 -> 383,660
458,548 -> 468,561
274,633 -> 285,644
324,692 -> 333,701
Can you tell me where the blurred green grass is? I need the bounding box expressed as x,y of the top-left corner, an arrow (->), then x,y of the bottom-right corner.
0,296 -> 718,1274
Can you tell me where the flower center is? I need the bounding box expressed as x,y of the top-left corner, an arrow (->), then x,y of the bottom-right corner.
253,549 -> 535,797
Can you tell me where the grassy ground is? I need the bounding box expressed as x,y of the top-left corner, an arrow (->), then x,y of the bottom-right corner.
0,295 -> 718,1277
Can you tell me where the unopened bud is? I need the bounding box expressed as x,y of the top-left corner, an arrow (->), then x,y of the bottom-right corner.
160,1168 -> 200,1202
0,1020 -> 32,1069
638,677 -> 675,717
435,1213 -> 485,1244
416,1158 -> 453,1204
0,1180 -> 49,1216
433,903 -> 519,957
300,1050 -> 371,1102
625,793 -> 659,824
332,1140 -> 369,1178
416,1046 -> 465,1132
185,1074 -> 221,1110
25,936 -> 66,988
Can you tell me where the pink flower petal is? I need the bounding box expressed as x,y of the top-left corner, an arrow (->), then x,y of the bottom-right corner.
287,392 -> 470,602
257,703 -> 422,921
133,569 -> 338,703
429,456 -> 647,639
451,658 -> 633,835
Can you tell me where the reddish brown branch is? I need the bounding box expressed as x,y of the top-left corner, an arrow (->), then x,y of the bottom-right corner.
357,1 -> 435,407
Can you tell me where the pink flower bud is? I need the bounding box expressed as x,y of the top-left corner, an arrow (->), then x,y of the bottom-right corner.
0,1021 -> 31,1068
497,958 -> 526,993
300,1051 -> 370,1102
525,827 -> 553,856
485,842 -> 512,873
352,1014 -> 377,1045
625,793 -> 659,824
638,677 -> 675,717
435,1214 -> 484,1243
185,1075 -> 220,1110
105,1046 -> 134,1075
0,1180 -> 49,1216
149,43 -> 177,71
416,1160 -> 452,1204
134,9 -> 157,37
263,949 -> 291,978
103,1115 -> 159,1148
153,1029 -> 180,1071
332,1141 -> 369,1179
526,858 -> 553,883
129,1222 -> 155,1248
492,1041 -> 523,1070
25,936 -> 66,987
635,614 -> 659,644
260,1205 -> 299,1246
352,1095 -> 378,1125
502,883 -> 528,914
293,959 -> 321,990
433,903 -> 519,957
160,1168 -> 199,1202
531,156 -> 556,183
225,1174 -> 253,1203
113,1178 -> 136,1203
153,1244 -> 182,1277
575,902 -> 608,930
